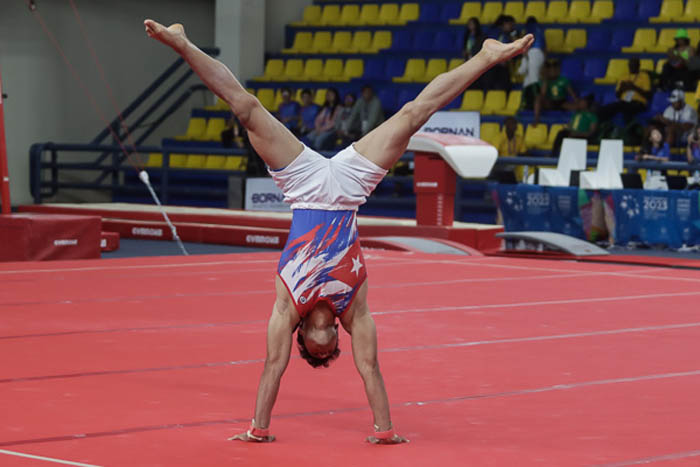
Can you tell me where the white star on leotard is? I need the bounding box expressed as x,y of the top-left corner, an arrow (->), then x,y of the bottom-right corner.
350,255 -> 363,276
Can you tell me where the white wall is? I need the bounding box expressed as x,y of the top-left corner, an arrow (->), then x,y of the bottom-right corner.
265,0 -> 312,52
215,0 -> 265,83
0,0 -> 215,205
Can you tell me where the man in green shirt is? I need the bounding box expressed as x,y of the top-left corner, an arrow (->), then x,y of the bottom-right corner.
551,94 -> 598,157
534,58 -> 578,124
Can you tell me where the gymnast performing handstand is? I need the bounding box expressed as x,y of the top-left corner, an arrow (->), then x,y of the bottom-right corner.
145,19 -> 532,444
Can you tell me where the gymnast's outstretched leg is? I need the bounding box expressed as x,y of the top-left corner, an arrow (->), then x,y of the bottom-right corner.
144,20 -> 302,170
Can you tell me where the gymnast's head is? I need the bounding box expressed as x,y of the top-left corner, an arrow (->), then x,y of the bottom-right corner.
297,301 -> 340,368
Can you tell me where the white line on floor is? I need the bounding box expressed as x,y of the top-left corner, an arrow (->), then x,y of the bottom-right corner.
0,449 -> 101,467
593,449 -> 700,466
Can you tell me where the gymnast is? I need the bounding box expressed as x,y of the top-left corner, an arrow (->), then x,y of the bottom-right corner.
145,19 -> 532,444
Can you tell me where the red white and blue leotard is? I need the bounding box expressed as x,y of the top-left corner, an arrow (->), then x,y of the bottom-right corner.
269,144 -> 386,317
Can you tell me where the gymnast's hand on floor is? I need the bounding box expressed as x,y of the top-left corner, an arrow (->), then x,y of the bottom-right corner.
366,434 -> 409,445
228,431 -> 276,443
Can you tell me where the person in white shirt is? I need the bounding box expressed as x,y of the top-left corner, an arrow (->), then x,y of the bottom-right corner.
657,89 -> 698,146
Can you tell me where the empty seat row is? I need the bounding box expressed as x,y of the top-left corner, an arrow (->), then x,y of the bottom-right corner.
450,1 -> 613,25
283,30 -> 392,54
480,121 -> 567,150
146,153 -> 247,171
293,3 -> 419,27
649,0 -> 700,22
255,59 -> 364,83
454,90 -> 521,116
622,27 -> 700,53
175,117 -> 227,142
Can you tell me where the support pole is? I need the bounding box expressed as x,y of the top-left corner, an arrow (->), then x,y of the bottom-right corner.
0,68 -> 11,214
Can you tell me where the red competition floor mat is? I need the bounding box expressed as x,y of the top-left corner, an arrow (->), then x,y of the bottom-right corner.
2,251 -> 700,466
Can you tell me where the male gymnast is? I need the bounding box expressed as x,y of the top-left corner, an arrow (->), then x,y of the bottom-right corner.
145,19 -> 532,444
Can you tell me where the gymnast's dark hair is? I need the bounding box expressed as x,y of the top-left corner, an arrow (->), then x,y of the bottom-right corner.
296,325 -> 341,369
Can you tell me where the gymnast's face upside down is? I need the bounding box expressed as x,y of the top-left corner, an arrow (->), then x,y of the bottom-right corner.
296,301 -> 340,368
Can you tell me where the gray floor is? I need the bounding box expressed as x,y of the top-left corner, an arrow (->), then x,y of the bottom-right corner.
102,239 -> 279,258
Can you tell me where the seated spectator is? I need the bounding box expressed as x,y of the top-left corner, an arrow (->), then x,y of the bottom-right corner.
305,88 -> 341,150
496,116 -> 528,180
517,17 -> 546,110
551,95 -> 598,157
276,87 -> 300,133
687,125 -> 700,184
660,29 -> 695,91
688,40 -> 700,86
653,89 -> 698,147
637,125 -> 670,163
346,85 -> 385,139
463,17 -> 486,60
298,89 -> 320,137
598,57 -> 652,125
335,92 -> 356,146
220,117 -> 245,149
534,58 -> 577,124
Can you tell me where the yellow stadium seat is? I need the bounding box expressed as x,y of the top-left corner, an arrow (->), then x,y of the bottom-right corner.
589,0 -> 614,22
314,89 -> 327,107
378,3 -> 400,25
255,59 -> 285,81
650,29 -> 677,53
420,59 -> 447,82
397,3 -> 420,24
504,2 -> 526,23
459,90 -> 484,111
481,2 -> 504,25
283,59 -> 304,81
393,59 -> 426,83
311,31 -> 333,54
204,155 -> 226,170
524,1 -> 547,20
480,122 -> 501,146
321,59 -> 344,82
684,90 -> 695,107
640,59 -> 654,72
349,31 -> 373,53
500,90 -> 521,116
448,58 -> 464,71
545,1 -> 569,22
224,156 -> 246,171
319,5 -> 341,26
566,0 -> 591,23
291,5 -> 321,26
688,28 -> 700,45
545,124 -> 566,150
330,31 -> 352,53
482,90 -> 507,115
449,2 -> 481,25
176,117 -> 206,140
257,89 -> 276,111
303,59 -> 324,81
146,153 -> 162,167
683,0 -> 700,21
545,29 -> 566,53
342,59 -> 364,81
594,59 -> 628,84
369,31 -> 392,52
338,4 -> 360,26
650,0 -> 684,23
168,153 -> 188,168
205,97 -> 229,111
273,89 -> 283,111
202,118 -> 226,141
622,29 -> 657,53
564,29 -> 587,52
358,4 -> 381,26
656,58 -> 667,73
525,124 -> 548,149
186,155 -> 206,169
282,32 -> 313,54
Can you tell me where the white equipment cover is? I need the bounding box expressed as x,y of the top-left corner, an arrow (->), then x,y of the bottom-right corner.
579,139 -> 624,190
539,138 -> 588,186
407,132 -> 498,178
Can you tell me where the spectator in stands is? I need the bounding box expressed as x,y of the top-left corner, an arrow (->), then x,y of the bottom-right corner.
517,17 -> 546,110
636,124 -> 670,184
306,88 -> 341,151
346,85 -> 385,139
534,58 -> 577,125
335,92 -> 356,146
276,87 -> 300,133
221,117 -> 246,149
496,116 -> 528,180
660,29 -> 695,91
551,95 -> 598,157
483,15 -> 517,91
688,41 -> 700,86
598,58 -> 652,125
686,124 -> 700,163
298,89 -> 319,137
463,17 -> 486,60
654,89 -> 698,147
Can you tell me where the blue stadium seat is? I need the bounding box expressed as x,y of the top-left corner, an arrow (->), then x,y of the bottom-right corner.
418,3 -> 440,23
650,91 -> 670,115
386,58 -> 407,79
561,58 -> 583,79
378,88 -> 398,112
584,29 -> 611,52
413,30 -> 435,52
584,58 -> 607,80
638,0 -> 662,19
363,58 -> 386,81
440,3 -> 462,23
391,30 -> 412,52
433,31 -> 456,52
613,1 -> 638,21
600,90 -> 617,106
611,29 -> 635,50
397,89 -> 419,110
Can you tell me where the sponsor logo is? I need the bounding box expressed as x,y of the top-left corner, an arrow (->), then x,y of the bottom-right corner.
100,239 -> 107,248
557,195 -> 571,211
251,193 -> 285,204
643,196 -> 668,212
53,239 -> 78,246
422,126 -> 476,137
132,227 -> 164,237
246,234 -> 279,245
527,192 -> 550,207
677,198 -> 691,217
299,296 -> 307,304
416,181 -> 439,188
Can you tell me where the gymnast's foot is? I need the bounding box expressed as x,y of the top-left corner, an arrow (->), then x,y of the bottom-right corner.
481,34 -> 534,64
144,19 -> 188,52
